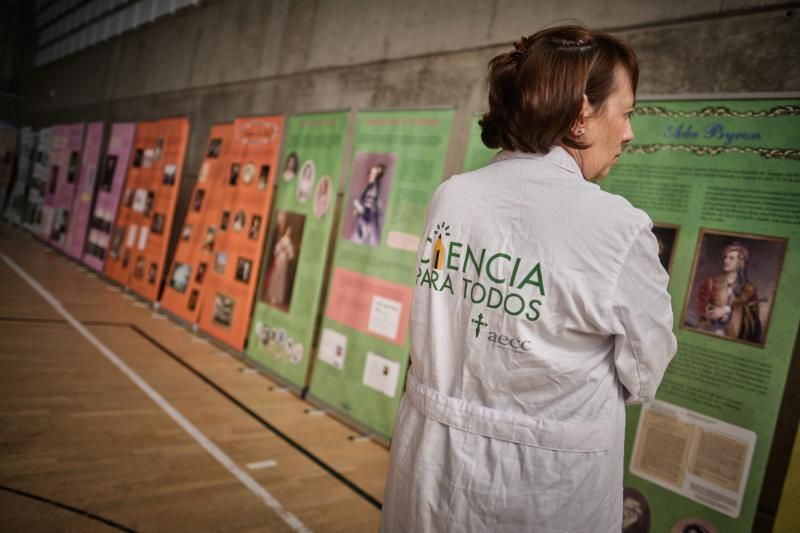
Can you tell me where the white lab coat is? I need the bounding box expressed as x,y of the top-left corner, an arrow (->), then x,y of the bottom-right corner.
381,148 -> 677,532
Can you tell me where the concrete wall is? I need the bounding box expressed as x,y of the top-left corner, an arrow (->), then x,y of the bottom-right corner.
17,0 -> 800,178
12,1 -> 800,529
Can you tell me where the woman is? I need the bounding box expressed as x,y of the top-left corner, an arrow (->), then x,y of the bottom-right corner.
694,242 -> 761,342
381,25 -> 676,532
350,163 -> 385,246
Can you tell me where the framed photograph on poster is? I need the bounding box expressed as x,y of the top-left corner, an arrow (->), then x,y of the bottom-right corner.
201,226 -> 216,252
261,210 -> 306,312
207,138 -> 222,158
169,262 -> 191,293
314,176 -> 333,219
151,213 -> 166,235
195,262 -> 207,283
229,163 -> 240,186
181,224 -> 193,241
213,293 -> 235,327
681,228 -> 787,348
297,160 -> 315,203
341,152 -> 396,247
235,257 -> 253,284
163,164 -> 177,186
258,164 -> 270,190
652,223 -> 680,275
187,289 -> 199,311
100,155 -> 117,192
283,152 -> 298,181
192,189 -> 205,212
242,162 -> 257,185
214,252 -> 228,274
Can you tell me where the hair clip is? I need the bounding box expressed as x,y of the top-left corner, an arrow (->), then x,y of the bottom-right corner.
552,38 -> 597,52
510,36 -> 529,63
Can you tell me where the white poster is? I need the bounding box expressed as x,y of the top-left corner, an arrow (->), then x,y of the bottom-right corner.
362,352 -> 400,398
630,400 -> 756,518
367,295 -> 402,340
318,328 -> 347,370
137,226 -> 149,251
126,224 -> 138,248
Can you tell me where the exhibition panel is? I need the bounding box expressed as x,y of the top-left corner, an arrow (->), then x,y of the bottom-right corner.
0,127 -> 18,209
83,122 -> 136,272
601,98 -> 800,533
246,110 -> 349,390
59,121 -> 103,260
43,122 -> 85,244
161,123 -> 234,325
308,108 -> 455,439
3,127 -> 36,225
125,117 -> 190,302
195,115 -> 284,350
461,113 -> 496,172
23,127 -> 52,235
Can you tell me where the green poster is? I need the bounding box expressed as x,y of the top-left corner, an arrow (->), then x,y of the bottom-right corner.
308,108 -> 455,438
246,111 -> 348,389
600,99 -> 800,533
462,113 -> 498,172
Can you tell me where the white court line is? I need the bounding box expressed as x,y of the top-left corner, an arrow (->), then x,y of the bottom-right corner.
247,459 -> 278,470
0,253 -> 310,533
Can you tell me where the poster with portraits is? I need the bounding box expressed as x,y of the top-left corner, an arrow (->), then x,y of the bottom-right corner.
195,115 -> 284,350
83,123 -> 136,272
3,127 -> 36,225
105,118 -> 189,302
43,123 -> 85,244
105,121 -> 157,287
53,122 -> 104,260
600,98 -> 800,533
246,111 -> 348,389
307,108 -> 455,439
160,123 -> 233,324
22,127 -> 51,234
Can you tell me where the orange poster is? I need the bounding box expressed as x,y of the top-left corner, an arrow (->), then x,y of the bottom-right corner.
160,123 -> 233,323
105,117 -> 190,302
196,115 -> 284,349
104,121 -> 158,287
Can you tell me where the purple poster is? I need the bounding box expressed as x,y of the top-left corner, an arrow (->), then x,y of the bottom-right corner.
45,123 -> 85,244
83,123 -> 135,272
60,122 -> 104,259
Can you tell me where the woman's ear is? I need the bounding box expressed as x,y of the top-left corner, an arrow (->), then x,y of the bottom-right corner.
571,95 -> 591,137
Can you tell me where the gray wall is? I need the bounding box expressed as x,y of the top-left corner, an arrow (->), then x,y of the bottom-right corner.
17,0 -> 800,178
12,1 -> 800,530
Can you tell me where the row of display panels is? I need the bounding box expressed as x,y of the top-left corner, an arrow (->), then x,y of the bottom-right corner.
2,98 -> 799,533
0,108 -> 455,446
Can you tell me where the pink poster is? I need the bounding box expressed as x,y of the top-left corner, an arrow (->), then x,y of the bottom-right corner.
83,123 -> 136,272
60,122 -> 104,259
45,123 -> 85,244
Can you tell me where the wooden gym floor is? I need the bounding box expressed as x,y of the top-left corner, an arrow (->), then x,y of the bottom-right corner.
0,223 -> 388,532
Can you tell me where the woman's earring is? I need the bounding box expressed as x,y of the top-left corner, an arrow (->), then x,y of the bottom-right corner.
573,126 -> 585,137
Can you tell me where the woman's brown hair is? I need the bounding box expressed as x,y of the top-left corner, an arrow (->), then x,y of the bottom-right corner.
480,25 -> 638,154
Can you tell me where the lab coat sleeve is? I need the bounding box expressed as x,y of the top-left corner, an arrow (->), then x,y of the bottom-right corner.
609,224 -> 677,405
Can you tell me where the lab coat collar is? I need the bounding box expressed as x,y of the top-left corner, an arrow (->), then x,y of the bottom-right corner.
490,146 -> 584,180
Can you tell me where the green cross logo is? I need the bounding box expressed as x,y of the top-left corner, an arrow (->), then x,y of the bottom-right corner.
471,313 -> 488,338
